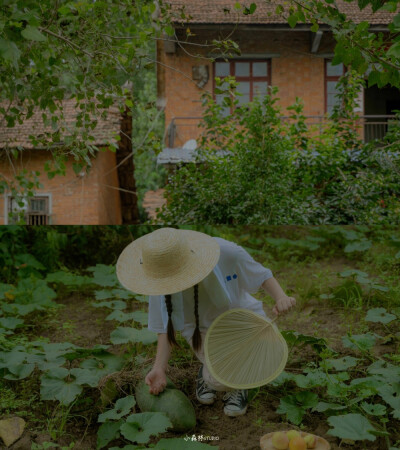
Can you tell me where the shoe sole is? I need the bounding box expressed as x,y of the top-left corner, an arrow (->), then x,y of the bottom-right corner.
223,406 -> 248,417
196,394 -> 216,405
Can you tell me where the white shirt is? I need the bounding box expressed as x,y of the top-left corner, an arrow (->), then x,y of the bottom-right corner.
148,237 -> 273,342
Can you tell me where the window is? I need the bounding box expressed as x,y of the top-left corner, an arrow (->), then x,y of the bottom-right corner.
214,60 -> 271,116
325,60 -> 345,114
7,195 -> 50,225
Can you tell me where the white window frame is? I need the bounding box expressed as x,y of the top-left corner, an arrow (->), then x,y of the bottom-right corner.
4,193 -> 52,225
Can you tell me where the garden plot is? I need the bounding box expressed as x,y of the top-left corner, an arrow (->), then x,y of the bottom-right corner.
0,226 -> 399,450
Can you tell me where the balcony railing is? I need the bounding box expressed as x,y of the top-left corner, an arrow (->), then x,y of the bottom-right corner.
166,115 -> 398,148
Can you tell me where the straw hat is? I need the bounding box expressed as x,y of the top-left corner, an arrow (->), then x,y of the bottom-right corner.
204,308 -> 288,389
116,228 -> 220,295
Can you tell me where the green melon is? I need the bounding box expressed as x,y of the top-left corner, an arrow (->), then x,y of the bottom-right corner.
135,380 -> 196,432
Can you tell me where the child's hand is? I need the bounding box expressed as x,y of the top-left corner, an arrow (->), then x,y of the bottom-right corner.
272,295 -> 296,316
145,367 -> 167,395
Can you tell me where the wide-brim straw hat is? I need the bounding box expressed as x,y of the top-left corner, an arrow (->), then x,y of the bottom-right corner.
204,308 -> 288,389
116,227 -> 220,295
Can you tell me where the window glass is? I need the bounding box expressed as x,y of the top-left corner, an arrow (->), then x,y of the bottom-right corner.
215,62 -> 230,77
30,199 -> 46,212
215,94 -> 230,117
235,62 -> 250,77
326,62 -> 344,77
253,62 -> 268,77
327,81 -> 340,113
253,82 -> 268,98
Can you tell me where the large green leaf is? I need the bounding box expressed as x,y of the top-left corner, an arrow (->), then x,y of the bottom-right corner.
324,356 -> 359,371
120,412 -> 172,444
0,38 -> 21,65
365,308 -> 396,324
327,413 -> 376,441
46,271 -> 90,286
97,420 -> 123,449
342,333 -> 378,351
110,327 -> 157,345
87,264 -> 120,287
92,301 -> 127,310
21,26 -> 47,42
0,317 -> 24,330
79,353 -> 125,378
98,396 -> 136,422
95,289 -> 134,301
344,240 -> 372,253
276,391 -> 318,425
106,310 -> 148,324
360,402 -> 387,416
40,372 -> 83,405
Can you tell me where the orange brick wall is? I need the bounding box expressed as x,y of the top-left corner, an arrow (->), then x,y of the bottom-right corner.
159,28 -> 336,146
0,149 -> 122,225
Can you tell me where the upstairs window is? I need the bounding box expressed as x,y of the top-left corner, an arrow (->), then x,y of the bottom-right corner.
7,195 -> 50,225
214,60 -> 271,116
325,60 -> 345,114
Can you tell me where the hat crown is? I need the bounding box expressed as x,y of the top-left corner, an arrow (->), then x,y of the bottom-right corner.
141,228 -> 190,279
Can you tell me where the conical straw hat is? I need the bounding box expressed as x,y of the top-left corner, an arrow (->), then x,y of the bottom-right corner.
204,308 -> 288,390
116,228 -> 220,296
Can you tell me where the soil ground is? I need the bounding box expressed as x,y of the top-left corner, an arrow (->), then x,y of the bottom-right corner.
4,257 -> 399,450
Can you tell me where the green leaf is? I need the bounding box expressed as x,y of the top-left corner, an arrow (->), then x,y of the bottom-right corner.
46,271 -> 89,287
324,356 -> 359,371
0,38 -> 21,65
120,412 -> 172,444
70,368 -> 102,387
361,402 -> 387,416
110,327 -> 157,345
0,317 -> 24,330
40,373 -> 83,405
97,420 -> 123,449
387,42 -> 400,58
344,240 -> 372,253
287,14 -> 298,28
21,26 -> 47,42
327,413 -> 376,441
106,310 -> 148,324
98,396 -> 136,422
342,333 -> 378,351
276,391 -> 318,425
87,264 -> 120,287
340,269 -> 369,278
365,308 -> 396,324
92,300 -> 127,310
313,402 -> 347,413
95,289 -> 133,301
4,363 -> 35,380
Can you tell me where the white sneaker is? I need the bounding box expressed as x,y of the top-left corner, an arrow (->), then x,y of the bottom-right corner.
223,390 -> 248,416
196,366 -> 217,405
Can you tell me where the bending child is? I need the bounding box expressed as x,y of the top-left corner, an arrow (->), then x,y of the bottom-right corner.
117,227 -> 296,417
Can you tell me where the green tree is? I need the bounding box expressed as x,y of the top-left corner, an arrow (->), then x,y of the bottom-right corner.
0,0 -> 170,219
275,0 -> 400,88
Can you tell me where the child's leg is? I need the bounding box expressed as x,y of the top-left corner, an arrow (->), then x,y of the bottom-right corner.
190,332 -> 232,392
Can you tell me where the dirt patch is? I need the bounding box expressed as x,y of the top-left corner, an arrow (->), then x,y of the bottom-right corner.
15,290 -> 398,450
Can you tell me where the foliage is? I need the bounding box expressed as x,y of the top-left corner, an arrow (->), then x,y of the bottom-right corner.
274,0 -> 400,88
0,0 -> 171,205
272,305 -> 400,443
159,73 -> 400,224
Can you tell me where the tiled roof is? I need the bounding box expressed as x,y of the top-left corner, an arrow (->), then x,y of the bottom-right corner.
0,99 -> 122,149
168,0 -> 396,25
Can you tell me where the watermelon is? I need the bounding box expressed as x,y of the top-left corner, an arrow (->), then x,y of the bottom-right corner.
135,380 -> 196,432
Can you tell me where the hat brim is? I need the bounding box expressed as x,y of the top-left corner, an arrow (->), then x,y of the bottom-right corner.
116,230 -> 220,295
204,308 -> 288,389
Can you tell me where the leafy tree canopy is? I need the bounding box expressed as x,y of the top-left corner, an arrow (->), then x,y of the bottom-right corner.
275,0 -> 400,88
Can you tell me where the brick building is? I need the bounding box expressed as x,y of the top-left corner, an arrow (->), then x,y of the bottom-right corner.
0,100 -> 138,225
157,0 -> 399,163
